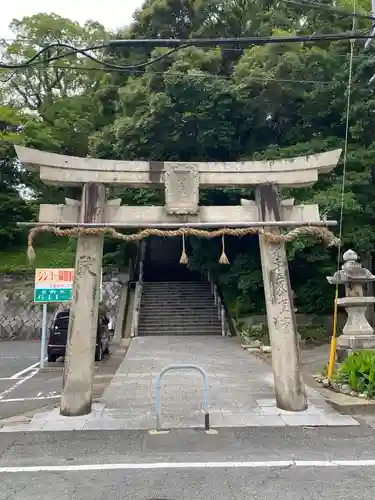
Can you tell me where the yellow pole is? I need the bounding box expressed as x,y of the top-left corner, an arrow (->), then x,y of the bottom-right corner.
327,286 -> 339,379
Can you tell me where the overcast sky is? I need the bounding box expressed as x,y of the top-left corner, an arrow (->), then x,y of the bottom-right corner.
0,0 -> 144,39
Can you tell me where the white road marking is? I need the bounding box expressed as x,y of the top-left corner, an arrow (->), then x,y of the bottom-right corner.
1,460 -> 375,473
0,395 -> 61,403
0,370 -> 39,400
0,357 -> 38,360
9,359 -> 46,380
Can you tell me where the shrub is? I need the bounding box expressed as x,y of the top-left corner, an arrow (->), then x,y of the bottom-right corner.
334,350 -> 375,398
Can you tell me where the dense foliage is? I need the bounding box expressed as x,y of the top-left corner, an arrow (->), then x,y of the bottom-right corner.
1,1 -> 375,316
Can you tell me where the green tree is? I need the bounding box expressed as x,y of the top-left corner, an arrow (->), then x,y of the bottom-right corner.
89,0 -> 375,314
3,3 -> 375,314
0,106 -> 34,248
1,13 -> 110,201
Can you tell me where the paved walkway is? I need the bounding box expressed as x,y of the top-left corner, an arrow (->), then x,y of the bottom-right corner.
2,336 -> 359,431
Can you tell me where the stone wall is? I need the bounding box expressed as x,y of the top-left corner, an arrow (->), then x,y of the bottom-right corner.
239,313 -> 346,332
0,273 -> 125,340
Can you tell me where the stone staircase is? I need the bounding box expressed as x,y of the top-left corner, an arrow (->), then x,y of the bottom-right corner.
137,281 -> 222,336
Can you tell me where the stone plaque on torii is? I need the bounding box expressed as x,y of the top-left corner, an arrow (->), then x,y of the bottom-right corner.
15,145 -> 341,417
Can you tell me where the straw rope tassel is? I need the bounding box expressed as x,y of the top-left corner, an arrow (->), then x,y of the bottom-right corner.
179,234 -> 189,265
219,234 -> 230,265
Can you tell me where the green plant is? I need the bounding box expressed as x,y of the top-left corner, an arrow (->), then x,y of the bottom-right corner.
334,351 -> 375,398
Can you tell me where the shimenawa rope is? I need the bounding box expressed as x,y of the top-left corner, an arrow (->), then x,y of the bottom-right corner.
26,224 -> 340,265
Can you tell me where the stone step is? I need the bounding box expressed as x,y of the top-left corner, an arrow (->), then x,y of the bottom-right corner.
143,280 -> 207,284
142,288 -> 214,294
142,294 -> 212,299
139,317 -> 220,327
140,306 -> 217,312
141,295 -> 214,300
142,284 -> 210,289
141,301 -> 214,306
139,312 -> 219,318
138,323 -> 221,330
142,288 -> 214,299
141,300 -> 216,304
142,288 -> 212,292
142,287 -> 212,292
142,287 -> 213,297
137,277 -> 220,336
138,332 -> 220,336
143,285 -> 210,287
139,310 -> 219,316
142,298 -> 213,301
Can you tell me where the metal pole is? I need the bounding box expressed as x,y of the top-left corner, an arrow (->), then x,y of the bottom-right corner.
40,303 -> 48,369
155,364 -> 210,431
17,220 -> 338,229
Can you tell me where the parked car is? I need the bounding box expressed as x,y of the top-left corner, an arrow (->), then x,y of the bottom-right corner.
47,309 -> 113,363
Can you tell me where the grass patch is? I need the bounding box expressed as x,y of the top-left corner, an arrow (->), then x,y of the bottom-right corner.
0,240 -> 76,272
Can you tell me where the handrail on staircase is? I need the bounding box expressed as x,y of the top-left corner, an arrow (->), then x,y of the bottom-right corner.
121,241 -> 146,339
130,241 -> 146,337
207,271 -> 237,337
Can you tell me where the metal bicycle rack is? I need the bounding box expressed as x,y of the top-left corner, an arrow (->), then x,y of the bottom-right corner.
155,364 -> 210,431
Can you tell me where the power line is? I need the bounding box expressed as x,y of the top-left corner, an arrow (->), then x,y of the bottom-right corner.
107,30 -> 375,47
1,41 -> 368,60
0,42 -> 108,69
0,41 -> 188,70
1,63 -> 372,89
0,31 -> 375,71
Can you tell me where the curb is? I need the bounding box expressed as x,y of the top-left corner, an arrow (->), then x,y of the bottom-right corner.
318,388 -> 375,415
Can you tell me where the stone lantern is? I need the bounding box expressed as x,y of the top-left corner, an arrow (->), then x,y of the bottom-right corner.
327,249 -> 375,359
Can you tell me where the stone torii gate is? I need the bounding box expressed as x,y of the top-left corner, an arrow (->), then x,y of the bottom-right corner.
15,146 -> 341,417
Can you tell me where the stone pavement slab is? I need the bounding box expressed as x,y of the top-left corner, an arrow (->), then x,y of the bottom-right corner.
1,336 -> 360,432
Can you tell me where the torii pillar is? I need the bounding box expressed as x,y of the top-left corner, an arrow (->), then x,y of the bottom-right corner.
60,183 -> 106,416
256,185 -> 306,411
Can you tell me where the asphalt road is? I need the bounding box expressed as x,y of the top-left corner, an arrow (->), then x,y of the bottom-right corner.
0,339 -> 122,421
1,466 -> 374,500
1,426 -> 375,499
1,343 -> 375,499
0,341 -> 63,420
0,340 -> 41,378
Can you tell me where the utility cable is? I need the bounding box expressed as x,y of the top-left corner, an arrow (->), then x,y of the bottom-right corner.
0,42 -> 108,69
1,31 -> 375,70
0,41 -> 187,70
4,64 -> 368,89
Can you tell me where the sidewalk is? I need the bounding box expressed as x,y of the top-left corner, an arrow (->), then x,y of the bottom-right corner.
1,337 -> 359,432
